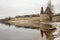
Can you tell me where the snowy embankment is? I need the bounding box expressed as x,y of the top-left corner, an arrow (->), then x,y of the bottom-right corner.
50,22 -> 60,40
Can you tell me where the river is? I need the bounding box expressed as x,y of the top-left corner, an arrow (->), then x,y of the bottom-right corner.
0,23 -> 46,40
0,22 -> 60,40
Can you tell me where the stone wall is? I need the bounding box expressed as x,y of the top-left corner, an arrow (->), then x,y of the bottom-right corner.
52,16 -> 60,22
40,14 -> 51,22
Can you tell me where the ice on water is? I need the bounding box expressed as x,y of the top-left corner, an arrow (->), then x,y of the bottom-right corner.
50,22 -> 60,40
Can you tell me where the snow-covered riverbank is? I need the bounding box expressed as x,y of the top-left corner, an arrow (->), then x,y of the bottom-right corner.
50,23 -> 60,40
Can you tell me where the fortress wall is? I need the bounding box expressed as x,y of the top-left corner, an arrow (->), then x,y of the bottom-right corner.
52,16 -> 60,22
40,14 -> 51,22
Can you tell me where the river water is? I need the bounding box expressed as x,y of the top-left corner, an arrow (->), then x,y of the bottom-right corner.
0,23 -> 46,40
0,23 -> 60,40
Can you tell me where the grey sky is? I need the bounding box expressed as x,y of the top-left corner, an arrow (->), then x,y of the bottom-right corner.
0,0 -> 60,18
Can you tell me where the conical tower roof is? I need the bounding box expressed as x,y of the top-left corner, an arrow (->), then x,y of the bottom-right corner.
45,0 -> 53,14
40,7 -> 44,14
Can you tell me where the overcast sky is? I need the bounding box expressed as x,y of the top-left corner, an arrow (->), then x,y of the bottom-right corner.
0,0 -> 60,18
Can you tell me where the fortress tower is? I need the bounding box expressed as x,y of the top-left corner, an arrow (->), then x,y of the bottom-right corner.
40,1 -> 55,39
40,0 -> 53,22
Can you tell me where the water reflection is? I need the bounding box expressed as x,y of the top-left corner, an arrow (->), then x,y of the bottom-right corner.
0,22 -> 40,29
0,23 -> 47,40
1,22 -> 60,40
